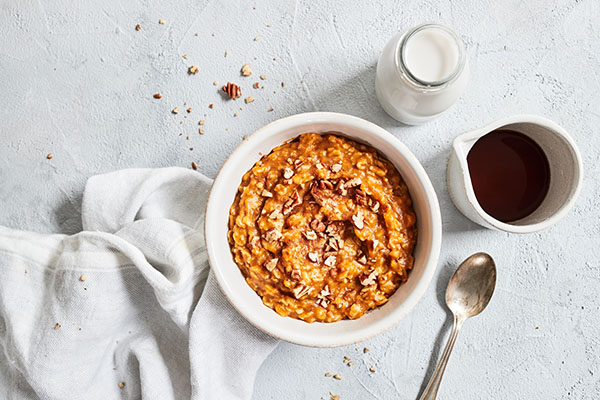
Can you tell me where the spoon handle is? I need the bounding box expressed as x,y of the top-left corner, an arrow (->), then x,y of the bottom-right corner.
418,316 -> 464,400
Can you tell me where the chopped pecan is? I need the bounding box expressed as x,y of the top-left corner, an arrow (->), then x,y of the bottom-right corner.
308,252 -> 319,263
303,230 -> 318,240
264,258 -> 278,271
318,180 -> 334,190
355,189 -> 368,207
325,237 -> 339,251
269,209 -> 282,219
336,180 -> 347,196
330,163 -> 342,173
371,201 -> 380,212
222,82 -> 242,99
261,190 -> 273,198
292,284 -> 311,299
283,191 -> 302,215
264,229 -> 282,242
324,255 -> 337,267
359,270 -> 378,286
352,211 -> 364,229
357,255 -> 367,264
283,167 -> 294,179
310,218 -> 326,233
345,178 -> 362,188
291,269 -> 301,281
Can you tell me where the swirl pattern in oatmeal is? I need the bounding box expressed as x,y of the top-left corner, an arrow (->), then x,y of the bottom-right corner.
227,133 -> 417,323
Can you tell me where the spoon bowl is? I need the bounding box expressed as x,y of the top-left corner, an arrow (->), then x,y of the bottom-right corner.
446,252 -> 496,318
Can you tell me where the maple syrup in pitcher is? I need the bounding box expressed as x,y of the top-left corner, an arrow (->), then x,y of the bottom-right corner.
467,129 -> 551,223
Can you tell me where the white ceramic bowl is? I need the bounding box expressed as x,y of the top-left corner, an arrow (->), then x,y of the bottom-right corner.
205,112 -> 441,347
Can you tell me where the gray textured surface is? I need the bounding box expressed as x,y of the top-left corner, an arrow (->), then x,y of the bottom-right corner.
1,0 -> 599,399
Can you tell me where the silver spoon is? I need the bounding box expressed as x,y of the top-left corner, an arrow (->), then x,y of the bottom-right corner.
419,252 -> 497,400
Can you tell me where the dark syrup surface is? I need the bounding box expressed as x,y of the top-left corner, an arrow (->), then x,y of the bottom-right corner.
467,129 -> 550,223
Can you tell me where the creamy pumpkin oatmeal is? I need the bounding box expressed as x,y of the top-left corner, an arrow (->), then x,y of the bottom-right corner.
227,133 -> 417,323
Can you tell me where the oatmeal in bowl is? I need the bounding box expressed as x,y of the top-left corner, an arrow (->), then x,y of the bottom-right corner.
228,133 -> 417,323
205,112 -> 441,346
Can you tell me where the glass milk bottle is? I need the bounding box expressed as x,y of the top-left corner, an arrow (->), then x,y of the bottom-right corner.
375,23 -> 469,125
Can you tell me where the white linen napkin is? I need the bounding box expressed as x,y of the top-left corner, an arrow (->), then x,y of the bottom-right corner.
0,167 -> 278,400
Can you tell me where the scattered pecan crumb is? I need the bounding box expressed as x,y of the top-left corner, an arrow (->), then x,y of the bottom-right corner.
324,372 -> 332,377
267,24 -> 272,28
343,356 -> 350,363
254,36 -> 262,41
153,93 -> 162,99
330,394 -> 340,400
54,323 -> 61,330
267,107 -> 274,112
189,65 -> 199,75
118,382 -> 125,389
186,108 -> 192,113
199,120 -> 205,125
259,74 -> 266,80
233,112 -> 238,117
182,54 -> 188,59
46,153 -> 53,159
369,366 -> 376,373
158,19 -> 165,24
24,269 -> 28,274
172,107 -> 180,114
135,24 -> 141,31
79,274 -> 86,282
224,51 -> 229,57
333,374 -> 342,380
273,56 -> 278,61
244,96 -> 255,104
363,347 -> 370,353
348,361 -> 354,367
213,81 -> 218,86
253,82 -> 259,89
199,128 -> 204,134
222,82 -> 242,99
241,64 -> 252,76
281,82 -> 285,87
191,162 -> 198,170
209,104 -> 214,109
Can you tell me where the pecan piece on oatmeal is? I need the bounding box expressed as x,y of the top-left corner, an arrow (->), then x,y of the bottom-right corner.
307,252 -> 319,263
330,163 -> 342,173
283,191 -> 302,215
310,218 -> 326,233
291,269 -> 301,281
261,190 -> 273,198
345,178 -> 362,188
352,211 -> 364,229
264,229 -> 282,242
318,180 -> 334,190
303,230 -> 318,240
355,189 -> 368,207
264,258 -> 278,271
292,284 -> 311,299
324,255 -> 337,267
316,284 -> 331,307
283,167 -> 294,179
359,270 -> 378,286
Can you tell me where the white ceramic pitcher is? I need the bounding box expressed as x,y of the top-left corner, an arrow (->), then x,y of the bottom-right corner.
447,115 -> 583,233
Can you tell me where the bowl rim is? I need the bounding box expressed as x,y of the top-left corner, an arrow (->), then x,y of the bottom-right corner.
204,112 -> 442,347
